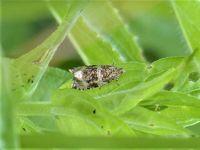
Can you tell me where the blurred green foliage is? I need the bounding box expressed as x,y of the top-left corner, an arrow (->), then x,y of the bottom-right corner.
2,0 -> 190,61
1,0 -> 200,149
116,0 -> 190,60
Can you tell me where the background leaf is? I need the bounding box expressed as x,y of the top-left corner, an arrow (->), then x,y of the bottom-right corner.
82,1 -> 145,62
9,1 -> 86,101
2,0 -> 200,149
140,91 -> 200,127
172,0 -> 200,67
120,106 -> 191,136
48,0 -> 145,64
30,67 -> 70,102
118,0 -> 190,60
51,89 -> 135,136
15,67 -> 70,135
99,68 -> 176,115
69,17 -> 122,64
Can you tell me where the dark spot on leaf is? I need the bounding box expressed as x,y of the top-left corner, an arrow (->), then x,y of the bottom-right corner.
54,115 -> 59,119
189,72 -> 200,82
164,82 -> 174,91
92,109 -> 96,114
107,130 -> 111,136
190,134 -> 196,138
21,85 -> 24,87
12,88 -> 16,91
101,125 -> 104,129
16,75 -> 19,78
23,73 -> 27,76
28,78 -> 34,84
32,75 -> 34,78
22,128 -> 26,131
27,79 -> 31,83
149,123 -> 154,127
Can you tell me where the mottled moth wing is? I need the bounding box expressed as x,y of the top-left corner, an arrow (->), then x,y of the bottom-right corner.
69,65 -> 124,90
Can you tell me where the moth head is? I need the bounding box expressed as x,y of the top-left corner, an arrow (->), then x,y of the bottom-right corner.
69,67 -> 83,80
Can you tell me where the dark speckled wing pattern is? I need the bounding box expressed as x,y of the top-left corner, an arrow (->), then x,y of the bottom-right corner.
69,65 -> 124,90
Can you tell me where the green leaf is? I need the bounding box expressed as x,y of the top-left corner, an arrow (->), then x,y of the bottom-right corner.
52,89 -> 135,136
48,0 -> 121,64
4,0 -> 200,145
142,91 -> 200,108
16,67 -> 70,135
146,53 -> 198,92
187,122 -> 200,135
148,57 -> 184,75
16,114 -> 60,134
69,17 -> 122,64
99,68 -> 176,115
16,103 -> 61,134
16,116 -> 42,134
30,67 -> 70,102
8,2 -> 85,101
140,91 -> 200,127
125,1 -> 190,59
82,1 -> 144,62
172,0 -> 200,67
48,0 -> 145,64
120,106 -> 192,136
176,72 -> 200,97
160,106 -> 200,128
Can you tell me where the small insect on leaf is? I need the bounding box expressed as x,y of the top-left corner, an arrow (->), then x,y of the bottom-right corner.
69,65 -> 125,90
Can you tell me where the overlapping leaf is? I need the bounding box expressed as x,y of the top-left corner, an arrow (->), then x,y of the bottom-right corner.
48,0 -> 145,64
52,89 -> 135,136
9,0 -> 200,141
140,91 -> 200,127
172,0 -> 200,67
120,106 -> 192,136
9,1 -> 85,102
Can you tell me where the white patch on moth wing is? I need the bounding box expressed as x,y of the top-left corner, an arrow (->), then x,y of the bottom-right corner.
97,67 -> 103,81
74,70 -> 83,80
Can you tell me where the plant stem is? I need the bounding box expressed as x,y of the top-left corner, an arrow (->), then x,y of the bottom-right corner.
0,56 -> 18,148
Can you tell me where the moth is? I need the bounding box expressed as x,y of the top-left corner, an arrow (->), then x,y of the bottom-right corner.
69,65 -> 124,90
